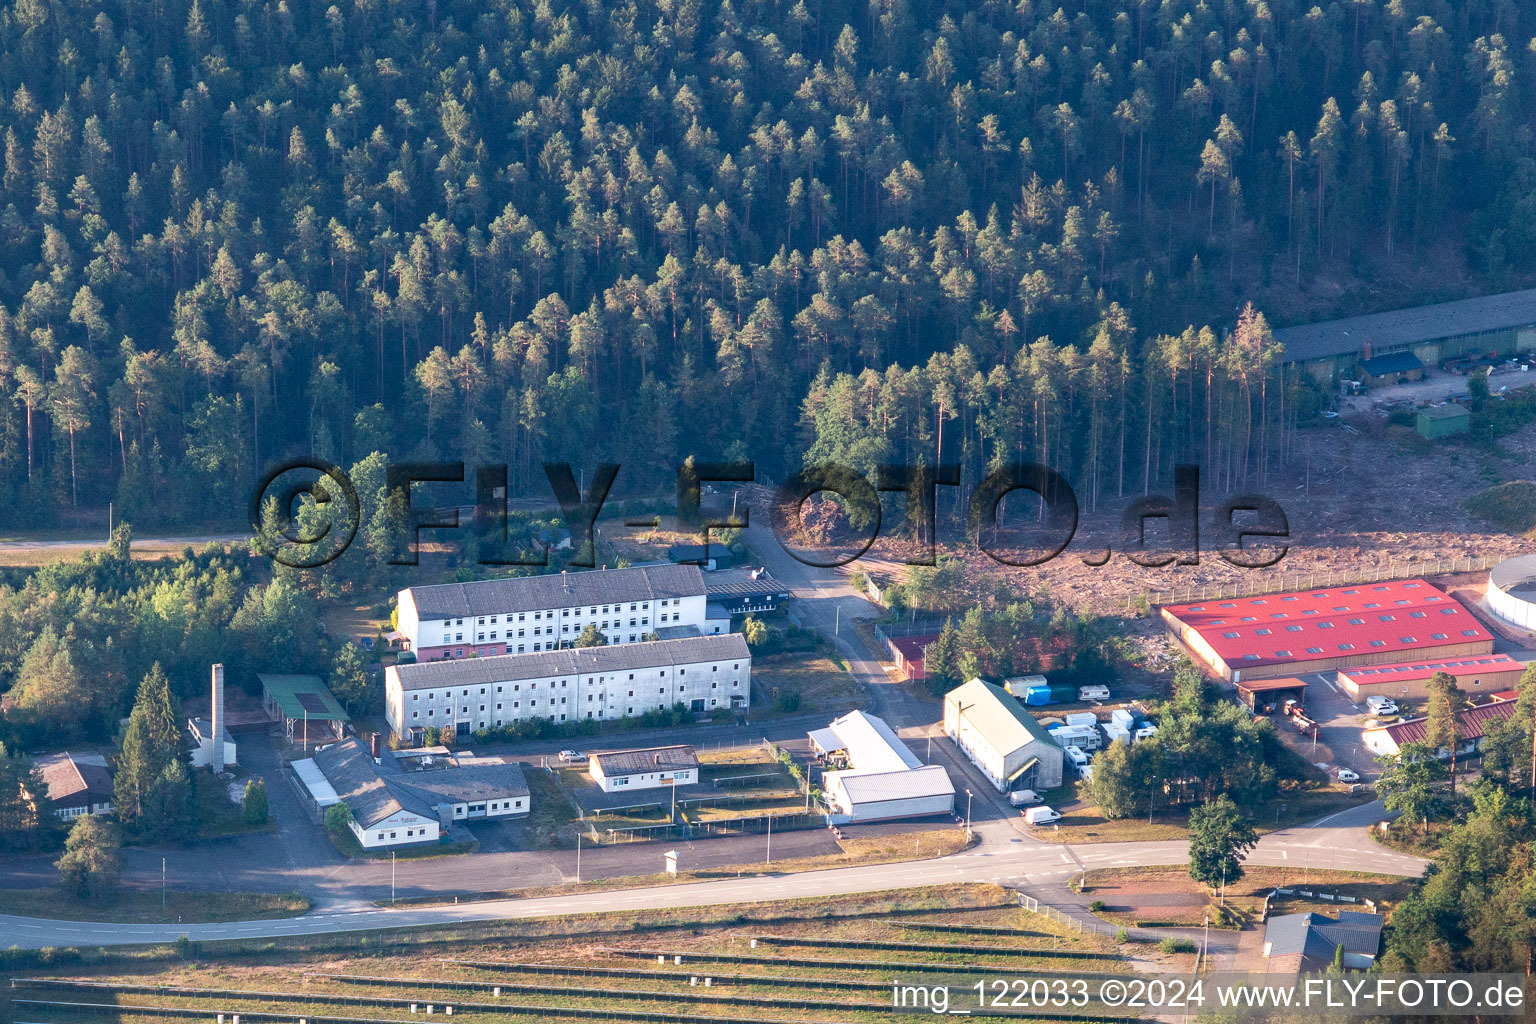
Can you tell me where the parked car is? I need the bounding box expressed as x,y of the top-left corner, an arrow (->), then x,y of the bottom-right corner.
558,749 -> 586,763
1023,806 -> 1062,826
1008,789 -> 1043,807
1337,768 -> 1360,783
1365,696 -> 1399,716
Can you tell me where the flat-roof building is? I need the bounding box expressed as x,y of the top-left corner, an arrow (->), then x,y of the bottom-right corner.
943,678 -> 1065,793
1160,579 -> 1494,682
384,633 -> 750,743
810,710 -> 955,824
1336,654 -> 1525,702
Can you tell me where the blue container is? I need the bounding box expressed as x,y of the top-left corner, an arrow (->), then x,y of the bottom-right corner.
1025,685 -> 1055,706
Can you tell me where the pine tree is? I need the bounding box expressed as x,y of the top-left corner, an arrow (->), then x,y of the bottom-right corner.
114,664 -> 181,824
55,814 -> 122,901
144,758 -> 196,843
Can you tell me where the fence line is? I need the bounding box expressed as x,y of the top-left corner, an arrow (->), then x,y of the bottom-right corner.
1016,893 -> 1118,938
1125,554 -> 1500,614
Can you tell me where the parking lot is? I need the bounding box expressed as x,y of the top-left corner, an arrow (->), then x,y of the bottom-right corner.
1275,670 -> 1407,780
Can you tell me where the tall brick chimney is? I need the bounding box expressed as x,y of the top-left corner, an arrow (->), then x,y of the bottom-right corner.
211,663 -> 227,772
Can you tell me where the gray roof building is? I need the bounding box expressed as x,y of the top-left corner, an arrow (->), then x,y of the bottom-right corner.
589,745 -> 699,777
1274,288 -> 1536,365
1264,911 -> 1383,972
313,737 -> 415,826
390,633 -> 750,691
403,564 -> 705,620
310,737 -> 529,827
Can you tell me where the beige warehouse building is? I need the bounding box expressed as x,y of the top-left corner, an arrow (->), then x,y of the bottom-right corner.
1336,654 -> 1525,702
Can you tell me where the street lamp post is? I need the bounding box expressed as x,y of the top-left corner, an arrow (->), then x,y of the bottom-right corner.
161,857 -> 166,914
765,814 -> 772,864
391,850 -> 396,905
576,832 -> 583,883
965,789 -> 973,837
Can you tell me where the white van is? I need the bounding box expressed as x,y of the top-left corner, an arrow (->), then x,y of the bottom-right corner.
1008,789 -> 1042,807
1079,684 -> 1111,701
1078,763 -> 1094,783
1024,805 -> 1062,826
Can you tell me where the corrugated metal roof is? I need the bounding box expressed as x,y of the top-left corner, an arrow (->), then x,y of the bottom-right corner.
404,564 -> 705,620
259,674 -> 350,722
945,678 -> 1058,756
817,710 -> 922,773
830,764 -> 954,804
390,633 -> 750,691
1161,579 -> 1491,670
291,756 -> 340,807
1273,288 -> 1536,363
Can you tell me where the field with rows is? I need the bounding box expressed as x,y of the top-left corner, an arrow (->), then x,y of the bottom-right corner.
4,885 -> 1192,1024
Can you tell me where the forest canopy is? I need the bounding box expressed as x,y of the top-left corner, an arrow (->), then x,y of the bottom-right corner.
0,0 -> 1530,527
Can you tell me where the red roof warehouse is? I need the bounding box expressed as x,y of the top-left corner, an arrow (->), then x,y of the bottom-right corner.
1160,579 -> 1495,682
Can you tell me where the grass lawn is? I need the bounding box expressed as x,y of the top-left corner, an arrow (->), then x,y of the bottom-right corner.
1025,781 -> 1376,844
522,764 -> 582,846
381,827 -> 977,907
1372,819 -> 1448,857
0,886 -> 309,923
697,747 -> 782,767
751,648 -> 863,713
0,533 -> 247,568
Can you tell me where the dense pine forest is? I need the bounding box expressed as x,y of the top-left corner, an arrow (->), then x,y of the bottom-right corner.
0,0 -> 1532,526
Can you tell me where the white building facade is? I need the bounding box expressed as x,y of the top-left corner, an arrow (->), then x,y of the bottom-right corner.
809,710 -> 955,824
385,633 -> 751,743
944,678 -> 1065,793
396,564 -> 713,661
588,746 -> 700,792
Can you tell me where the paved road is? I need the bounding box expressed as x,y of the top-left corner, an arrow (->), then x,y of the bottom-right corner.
0,494 -> 1429,948
0,800 -> 1425,949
